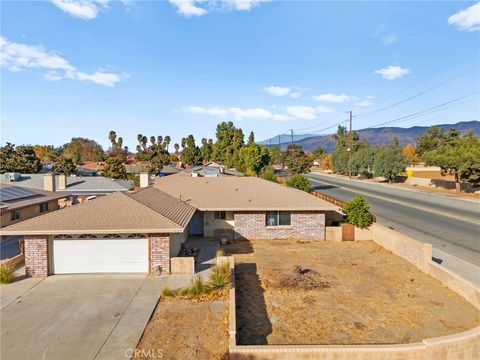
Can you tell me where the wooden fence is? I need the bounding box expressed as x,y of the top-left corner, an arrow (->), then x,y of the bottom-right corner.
310,190 -> 376,223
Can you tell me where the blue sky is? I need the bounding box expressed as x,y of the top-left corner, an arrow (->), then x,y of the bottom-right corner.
1,0 -> 479,150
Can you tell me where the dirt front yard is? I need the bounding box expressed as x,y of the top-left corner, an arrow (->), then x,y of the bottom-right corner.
135,299 -> 229,360
226,239 -> 480,345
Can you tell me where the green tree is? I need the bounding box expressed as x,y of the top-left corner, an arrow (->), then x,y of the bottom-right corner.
313,146 -> 326,159
416,126 -> 446,156
349,147 -> 375,178
268,145 -> 282,166
239,144 -> 270,175
285,144 -> 313,174
373,140 -> 407,182
200,138 -> 213,162
54,157 -> 76,175
63,137 -> 105,164
247,131 -> 255,145
259,166 -> 277,182
422,130 -> 480,192
102,157 -> 127,179
181,135 -> 202,166
343,195 -> 373,229
286,174 -> 311,192
1,144 -> 42,173
331,125 -> 360,175
0,143 -> 17,173
164,136 -> 171,151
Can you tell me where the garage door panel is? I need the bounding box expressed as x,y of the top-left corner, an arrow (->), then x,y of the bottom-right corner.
53,238 -> 149,274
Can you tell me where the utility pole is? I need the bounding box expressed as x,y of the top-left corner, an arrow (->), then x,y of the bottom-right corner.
348,110 -> 353,179
290,129 -> 294,145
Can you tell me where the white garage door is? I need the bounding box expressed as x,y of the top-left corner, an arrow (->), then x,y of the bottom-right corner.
52,238 -> 149,274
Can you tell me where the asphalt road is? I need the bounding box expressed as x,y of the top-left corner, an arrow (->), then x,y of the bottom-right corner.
308,173 -> 480,271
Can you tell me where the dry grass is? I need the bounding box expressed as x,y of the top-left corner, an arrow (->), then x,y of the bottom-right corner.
226,239 -> 480,345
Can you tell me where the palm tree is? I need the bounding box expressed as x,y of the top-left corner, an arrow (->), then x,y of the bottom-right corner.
165,136 -> 171,151
174,143 -> 180,154
150,136 -> 156,145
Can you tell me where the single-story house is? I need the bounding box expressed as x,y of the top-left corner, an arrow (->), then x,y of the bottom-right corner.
0,183 -> 70,228
3,173 -> 132,201
1,173 -> 341,277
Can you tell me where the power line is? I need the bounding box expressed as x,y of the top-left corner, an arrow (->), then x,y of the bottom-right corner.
366,92 -> 479,129
356,67 -> 475,120
295,119 -> 350,135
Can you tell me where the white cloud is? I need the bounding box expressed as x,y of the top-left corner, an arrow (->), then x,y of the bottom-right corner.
448,2 -> 480,32
263,85 -> 302,98
50,0 -> 109,20
285,106 -> 317,120
169,0 -> 268,17
381,34 -> 398,46
184,105 -> 288,121
374,65 -> 411,80
315,106 -> 334,113
0,36 -> 124,87
355,96 -> 375,108
169,0 -> 207,17
312,93 -> 352,103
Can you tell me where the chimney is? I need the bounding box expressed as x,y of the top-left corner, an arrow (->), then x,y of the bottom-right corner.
140,172 -> 150,188
44,173 -> 55,192
58,174 -> 67,190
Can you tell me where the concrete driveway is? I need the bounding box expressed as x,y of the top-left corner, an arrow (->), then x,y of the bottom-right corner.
0,272 -> 166,360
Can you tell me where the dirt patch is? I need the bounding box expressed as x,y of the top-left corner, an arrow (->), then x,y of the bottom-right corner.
226,239 -> 480,345
135,299 -> 229,360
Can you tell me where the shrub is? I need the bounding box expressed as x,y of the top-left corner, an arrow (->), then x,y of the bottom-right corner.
259,166 -> 278,183
215,249 -> 225,257
188,276 -> 207,296
0,264 -> 15,284
286,174 -> 311,192
209,263 -> 231,289
343,195 -> 373,229
161,286 -> 175,297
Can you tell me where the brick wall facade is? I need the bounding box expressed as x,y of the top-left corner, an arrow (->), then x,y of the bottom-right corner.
24,236 -> 49,277
234,211 -> 325,240
149,234 -> 171,274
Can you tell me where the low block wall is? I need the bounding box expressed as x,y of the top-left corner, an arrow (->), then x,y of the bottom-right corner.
217,256 -> 236,348
170,257 -> 195,275
370,223 -> 432,273
0,253 -> 25,269
325,226 -> 342,241
406,177 -> 480,193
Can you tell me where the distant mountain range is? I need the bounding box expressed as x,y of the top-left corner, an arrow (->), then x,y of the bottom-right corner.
259,121 -> 480,153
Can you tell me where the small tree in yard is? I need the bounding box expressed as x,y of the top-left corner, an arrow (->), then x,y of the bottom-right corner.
286,174 -> 311,192
343,195 -> 373,229
373,140 -> 407,182
259,166 -> 277,183
53,156 -> 76,175
102,157 -> 127,180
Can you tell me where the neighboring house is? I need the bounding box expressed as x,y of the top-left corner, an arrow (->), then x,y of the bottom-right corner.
1,173 -> 341,277
2,173 -> 132,201
188,161 -> 243,177
0,183 -> 70,228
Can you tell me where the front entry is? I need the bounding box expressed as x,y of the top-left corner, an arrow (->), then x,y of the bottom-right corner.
189,211 -> 204,236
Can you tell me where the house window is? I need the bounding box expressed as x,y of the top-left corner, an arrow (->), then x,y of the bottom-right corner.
39,202 -> 49,213
214,211 -> 227,220
266,211 -> 291,227
11,210 -> 20,221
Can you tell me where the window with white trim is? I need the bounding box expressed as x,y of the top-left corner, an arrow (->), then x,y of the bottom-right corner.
265,211 -> 291,226
39,202 -> 49,213
11,210 -> 20,221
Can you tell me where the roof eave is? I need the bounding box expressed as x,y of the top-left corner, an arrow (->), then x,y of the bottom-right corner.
0,227 -> 185,236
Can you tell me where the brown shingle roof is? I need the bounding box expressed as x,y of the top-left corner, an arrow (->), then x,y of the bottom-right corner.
1,192 -> 187,235
127,187 -> 196,228
154,174 -> 341,212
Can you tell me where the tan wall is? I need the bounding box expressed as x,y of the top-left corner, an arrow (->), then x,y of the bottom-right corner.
0,253 -> 25,269
370,223 -> 432,273
204,211 -> 235,238
170,228 -> 188,257
170,257 -> 195,275
325,226 -> 342,241
1,199 -> 63,228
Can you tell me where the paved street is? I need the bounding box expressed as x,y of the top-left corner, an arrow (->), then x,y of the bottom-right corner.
308,173 -> 480,284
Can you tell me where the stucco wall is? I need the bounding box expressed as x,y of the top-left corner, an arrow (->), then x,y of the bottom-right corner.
1,199 -> 62,228
204,211 -> 235,238
170,228 -> 188,257
234,211 -> 325,240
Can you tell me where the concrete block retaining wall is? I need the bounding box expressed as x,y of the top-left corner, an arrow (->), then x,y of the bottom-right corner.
229,224 -> 480,359
170,257 -> 195,275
